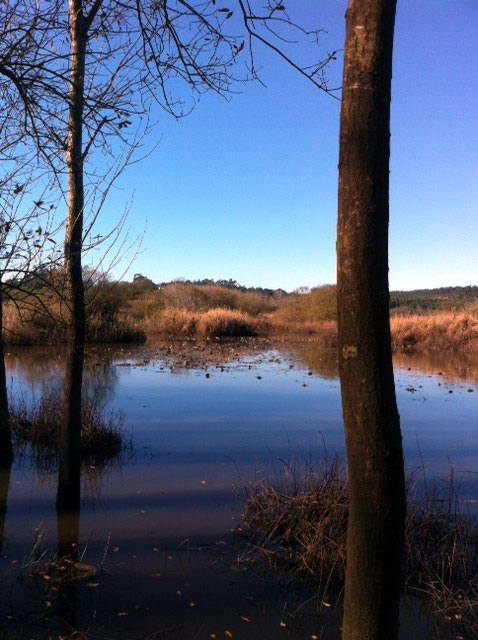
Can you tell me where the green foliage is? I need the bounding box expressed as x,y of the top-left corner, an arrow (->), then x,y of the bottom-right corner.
390,286 -> 478,314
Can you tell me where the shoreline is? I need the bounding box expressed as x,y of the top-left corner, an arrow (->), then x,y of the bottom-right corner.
4,308 -> 478,353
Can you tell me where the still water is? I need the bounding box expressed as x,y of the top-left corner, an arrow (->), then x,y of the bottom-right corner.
1,341 -> 477,639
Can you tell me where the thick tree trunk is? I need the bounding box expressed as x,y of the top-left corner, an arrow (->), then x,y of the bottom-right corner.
337,1 -> 406,639
0,287 -> 12,463
57,0 -> 86,509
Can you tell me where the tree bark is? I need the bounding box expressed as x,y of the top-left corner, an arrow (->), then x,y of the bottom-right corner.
0,286 -> 13,463
336,1 -> 406,639
57,0 -> 86,509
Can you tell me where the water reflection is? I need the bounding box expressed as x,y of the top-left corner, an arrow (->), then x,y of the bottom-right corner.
56,505 -> 80,632
0,341 -> 476,639
57,346 -> 82,511
0,461 -> 11,557
393,349 -> 478,384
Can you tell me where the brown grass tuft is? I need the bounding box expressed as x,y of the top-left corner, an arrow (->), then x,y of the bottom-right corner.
145,308 -> 258,339
390,311 -> 478,352
11,390 -> 130,472
196,308 -> 258,338
3,302 -> 144,345
240,463 -> 478,636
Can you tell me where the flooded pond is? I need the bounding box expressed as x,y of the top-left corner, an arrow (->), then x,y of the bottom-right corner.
1,341 -> 477,639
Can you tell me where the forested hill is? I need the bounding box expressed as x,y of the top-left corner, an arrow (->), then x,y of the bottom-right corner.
389,286 -> 478,311
143,276 -> 288,298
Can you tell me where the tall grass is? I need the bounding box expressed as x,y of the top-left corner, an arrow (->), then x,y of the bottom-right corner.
157,282 -> 278,316
275,285 -> 337,323
3,301 -> 144,345
240,462 -> 478,636
4,278 -> 478,351
10,388 -> 131,472
145,308 -> 258,339
390,311 -> 478,352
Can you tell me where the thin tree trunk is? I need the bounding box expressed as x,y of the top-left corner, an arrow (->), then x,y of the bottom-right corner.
0,286 -> 12,463
337,1 -> 406,639
57,0 -> 87,509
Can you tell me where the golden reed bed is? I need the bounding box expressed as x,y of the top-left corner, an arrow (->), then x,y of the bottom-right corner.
3,304 -> 478,352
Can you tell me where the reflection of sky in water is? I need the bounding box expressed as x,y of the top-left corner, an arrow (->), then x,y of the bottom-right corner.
5,346 -> 477,542
1,345 -> 477,639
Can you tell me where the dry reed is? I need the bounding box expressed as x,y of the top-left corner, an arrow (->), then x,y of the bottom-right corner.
240,463 -> 478,636
4,297 -> 478,352
390,311 -> 478,352
145,308 -> 258,339
3,302 -> 144,345
11,389 -> 130,471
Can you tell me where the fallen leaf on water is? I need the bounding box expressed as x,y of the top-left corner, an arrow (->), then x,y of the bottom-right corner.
240,616 -> 250,622
321,601 -> 331,607
225,632 -> 233,638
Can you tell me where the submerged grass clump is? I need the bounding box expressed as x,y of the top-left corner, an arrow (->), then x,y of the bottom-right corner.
240,462 -> 478,636
10,390 -> 130,472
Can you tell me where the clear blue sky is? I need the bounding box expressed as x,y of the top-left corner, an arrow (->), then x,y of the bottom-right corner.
94,0 -> 477,292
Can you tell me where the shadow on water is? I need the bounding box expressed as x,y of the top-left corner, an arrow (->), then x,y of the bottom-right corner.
0,460 -> 11,558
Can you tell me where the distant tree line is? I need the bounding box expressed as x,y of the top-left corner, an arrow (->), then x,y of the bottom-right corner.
389,285 -> 478,311
136,274 -> 288,299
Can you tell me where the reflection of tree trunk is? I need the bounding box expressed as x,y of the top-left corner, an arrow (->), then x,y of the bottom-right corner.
56,351 -> 82,632
0,460 -> 12,557
0,287 -> 13,463
337,1 -> 406,640
57,346 -> 82,511
56,477 -> 80,632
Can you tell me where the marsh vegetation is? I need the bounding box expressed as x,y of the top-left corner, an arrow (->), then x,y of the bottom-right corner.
3,277 -> 478,350
1,342 -> 476,639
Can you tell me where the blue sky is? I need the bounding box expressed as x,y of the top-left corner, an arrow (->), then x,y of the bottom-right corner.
93,1 -> 477,292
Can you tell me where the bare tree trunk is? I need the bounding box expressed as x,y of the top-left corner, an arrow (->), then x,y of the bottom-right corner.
57,0 -> 87,509
337,1 -> 406,639
0,286 -> 12,463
